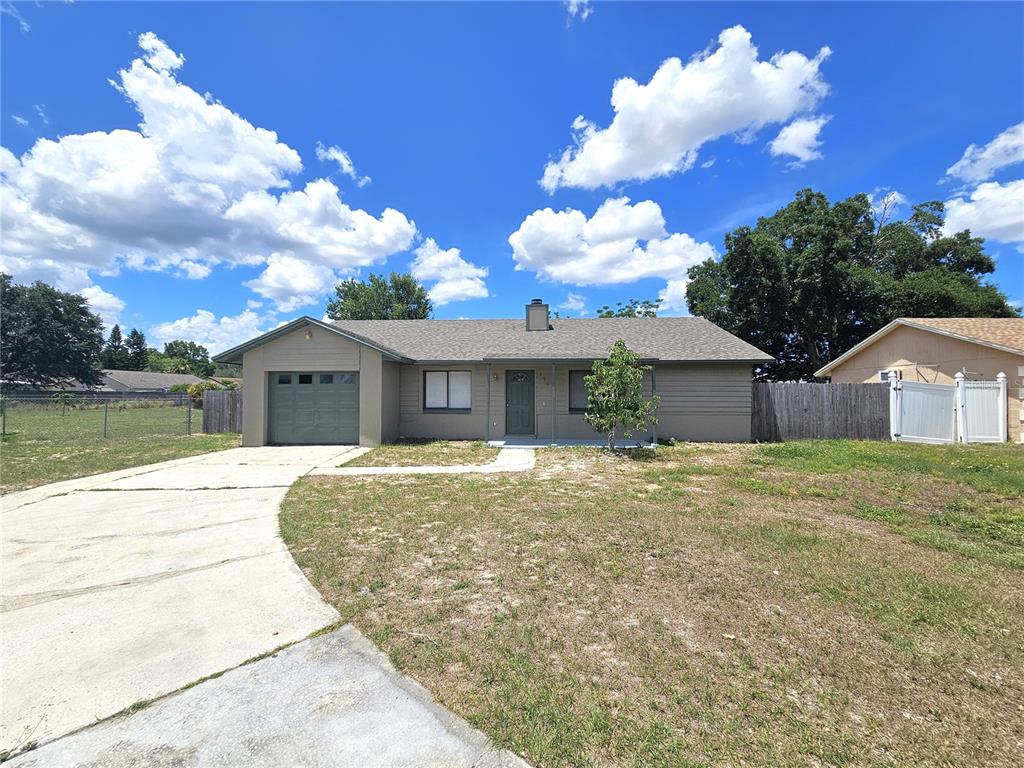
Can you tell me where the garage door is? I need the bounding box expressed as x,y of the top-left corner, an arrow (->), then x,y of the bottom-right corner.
268,372 -> 359,444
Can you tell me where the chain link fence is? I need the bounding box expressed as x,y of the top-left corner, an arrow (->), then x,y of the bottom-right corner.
0,392 -> 195,441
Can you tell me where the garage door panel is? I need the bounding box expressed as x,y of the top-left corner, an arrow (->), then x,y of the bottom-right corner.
268,371 -> 359,445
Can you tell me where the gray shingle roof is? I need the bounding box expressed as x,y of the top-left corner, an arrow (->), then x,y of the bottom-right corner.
328,317 -> 772,363
102,370 -> 206,390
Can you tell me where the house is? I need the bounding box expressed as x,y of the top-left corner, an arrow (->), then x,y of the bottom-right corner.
99,370 -> 208,392
212,300 -> 773,447
814,317 -> 1024,443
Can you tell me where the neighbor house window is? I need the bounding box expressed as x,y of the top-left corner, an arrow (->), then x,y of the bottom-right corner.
424,371 -> 472,410
569,370 -> 588,412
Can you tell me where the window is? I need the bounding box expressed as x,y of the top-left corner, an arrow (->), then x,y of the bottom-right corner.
298,374 -> 313,385
424,371 -> 472,410
569,370 -> 588,412
277,374 -> 292,385
319,374 -> 334,384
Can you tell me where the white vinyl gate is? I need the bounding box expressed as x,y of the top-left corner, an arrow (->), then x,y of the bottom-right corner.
889,372 -> 1008,444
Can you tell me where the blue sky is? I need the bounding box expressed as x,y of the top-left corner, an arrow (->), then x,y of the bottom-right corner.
2,1 -> 1022,352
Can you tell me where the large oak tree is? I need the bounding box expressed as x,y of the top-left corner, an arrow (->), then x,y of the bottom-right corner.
327,273 -> 432,320
686,190 -> 1017,380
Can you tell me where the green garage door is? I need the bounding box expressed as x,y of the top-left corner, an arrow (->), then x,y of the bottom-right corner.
268,372 -> 359,444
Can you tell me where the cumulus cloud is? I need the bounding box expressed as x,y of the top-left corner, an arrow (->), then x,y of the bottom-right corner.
657,279 -> 690,314
11,115 -> 28,126
80,285 -> 126,329
768,115 -> 830,165
410,238 -> 489,305
0,32 -> 416,312
509,197 -> 716,303
244,254 -> 337,312
868,187 -> 910,218
557,292 -> 587,315
945,122 -> 1024,184
315,141 -> 371,187
943,180 -> 1024,248
149,308 -> 268,354
540,25 -> 831,192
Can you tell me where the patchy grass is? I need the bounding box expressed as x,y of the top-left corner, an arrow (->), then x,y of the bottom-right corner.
282,440 -> 1024,767
344,439 -> 500,468
0,403 -> 239,493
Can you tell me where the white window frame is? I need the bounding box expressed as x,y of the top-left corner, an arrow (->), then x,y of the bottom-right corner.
423,370 -> 472,411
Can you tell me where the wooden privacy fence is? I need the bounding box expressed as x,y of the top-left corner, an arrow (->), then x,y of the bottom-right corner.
751,382 -> 889,442
203,389 -> 243,434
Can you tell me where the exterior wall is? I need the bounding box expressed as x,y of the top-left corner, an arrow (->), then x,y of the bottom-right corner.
396,362 -> 754,443
381,361 -> 401,443
240,324 -> 379,446
826,325 -> 1022,443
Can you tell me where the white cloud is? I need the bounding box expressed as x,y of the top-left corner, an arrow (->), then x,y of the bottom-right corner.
700,158 -> 716,169
32,104 -> 48,125
149,308 -> 268,354
410,238 -> 489,305
540,25 -> 831,192
657,279 -> 690,314
80,285 -> 126,329
1,2 -> 30,33
0,33 -> 416,312
945,122 -> 1024,184
244,253 -> 337,312
11,115 -> 28,126
564,0 -> 592,21
768,114 -> 830,165
557,292 -> 587,315
509,197 -> 716,304
868,187 -> 910,218
943,179 -> 1024,247
315,141 -> 371,187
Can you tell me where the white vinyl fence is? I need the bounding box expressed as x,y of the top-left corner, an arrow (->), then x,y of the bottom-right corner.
888,372 -> 1007,444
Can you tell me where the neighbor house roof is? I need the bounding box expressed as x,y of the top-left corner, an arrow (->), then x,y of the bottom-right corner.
329,316 -> 773,363
213,315 -> 773,366
814,317 -> 1024,377
102,370 -> 206,390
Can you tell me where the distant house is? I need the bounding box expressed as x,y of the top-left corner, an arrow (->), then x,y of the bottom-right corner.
99,370 -> 207,392
213,298 -> 773,447
815,318 -> 1024,443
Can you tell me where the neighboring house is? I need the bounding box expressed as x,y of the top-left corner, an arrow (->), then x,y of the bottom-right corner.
213,299 -> 773,447
815,317 -> 1024,443
99,370 -> 207,392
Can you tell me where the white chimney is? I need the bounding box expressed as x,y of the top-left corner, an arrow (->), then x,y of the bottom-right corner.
525,298 -> 550,331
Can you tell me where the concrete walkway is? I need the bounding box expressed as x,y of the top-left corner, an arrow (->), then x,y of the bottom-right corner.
1,446 -> 353,754
311,446 -> 536,477
8,625 -> 526,768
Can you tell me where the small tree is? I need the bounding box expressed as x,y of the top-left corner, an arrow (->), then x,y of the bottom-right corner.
584,340 -> 660,450
185,380 -> 222,409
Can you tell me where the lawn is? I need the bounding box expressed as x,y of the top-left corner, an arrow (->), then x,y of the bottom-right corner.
281,440 -> 1024,768
344,438 -> 500,468
0,402 -> 239,494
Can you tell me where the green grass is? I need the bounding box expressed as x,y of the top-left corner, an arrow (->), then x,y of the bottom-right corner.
0,402 -> 239,493
344,438 -> 500,468
282,440 -> 1024,768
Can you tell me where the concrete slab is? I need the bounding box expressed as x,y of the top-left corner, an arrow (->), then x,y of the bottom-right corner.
8,626 -> 528,768
0,448 -> 343,754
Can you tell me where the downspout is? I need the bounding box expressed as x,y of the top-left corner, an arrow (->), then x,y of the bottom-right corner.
551,363 -> 556,446
486,363 -> 492,444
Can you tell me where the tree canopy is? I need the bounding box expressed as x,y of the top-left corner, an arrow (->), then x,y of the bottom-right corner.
326,272 -> 432,320
0,273 -> 105,388
596,298 -> 662,318
686,190 -> 1018,380
156,340 -> 215,377
101,325 -> 130,369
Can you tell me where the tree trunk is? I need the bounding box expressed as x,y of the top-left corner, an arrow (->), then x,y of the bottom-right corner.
607,431 -> 615,451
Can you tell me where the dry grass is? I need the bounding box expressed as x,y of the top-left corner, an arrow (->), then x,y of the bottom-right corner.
281,440 -> 1024,768
344,438 -> 500,468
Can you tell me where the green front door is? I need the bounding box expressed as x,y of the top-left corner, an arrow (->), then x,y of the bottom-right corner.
505,370 -> 535,435
268,371 -> 359,444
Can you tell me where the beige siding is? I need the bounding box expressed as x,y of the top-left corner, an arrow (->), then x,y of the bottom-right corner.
827,325 -> 1022,443
381,362 -> 400,443
396,362 -> 754,442
239,323 -> 380,447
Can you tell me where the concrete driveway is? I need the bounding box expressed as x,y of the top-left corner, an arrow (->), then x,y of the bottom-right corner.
1,446 -> 354,754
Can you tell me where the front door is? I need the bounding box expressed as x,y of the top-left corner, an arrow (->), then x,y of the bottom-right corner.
505,370 -> 535,435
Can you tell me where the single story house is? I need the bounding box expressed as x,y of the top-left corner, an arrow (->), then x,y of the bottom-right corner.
100,370 -> 208,392
814,317 -> 1024,443
213,300 -> 773,447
